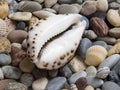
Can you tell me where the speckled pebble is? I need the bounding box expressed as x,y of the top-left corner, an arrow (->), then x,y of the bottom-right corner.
0,68 -> 4,80
2,65 -> 22,79
0,54 -> 11,65
93,41 -> 107,49
86,66 -> 97,77
84,30 -> 97,40
20,73 -> 34,87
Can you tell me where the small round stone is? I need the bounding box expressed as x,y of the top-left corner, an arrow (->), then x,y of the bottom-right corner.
109,28 -> 120,38
84,30 -> 97,40
85,85 -> 94,90
2,65 -> 22,79
44,0 -> 57,8
5,82 -> 28,90
0,54 -> 11,65
86,66 -> 97,77
32,77 -> 48,90
96,0 -> 108,11
48,69 -> 58,78
16,21 -> 26,30
19,57 -> 35,73
0,68 -> 4,80
20,73 -> 34,87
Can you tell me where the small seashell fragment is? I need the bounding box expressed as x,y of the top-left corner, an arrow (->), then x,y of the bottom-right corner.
85,45 -> 107,66
0,2 -> 9,19
0,19 -> 7,37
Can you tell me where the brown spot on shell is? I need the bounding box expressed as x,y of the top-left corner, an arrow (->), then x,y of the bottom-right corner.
71,50 -> 74,53
60,55 -> 65,60
67,52 -> 69,56
32,46 -> 35,49
32,41 -> 35,44
33,38 -> 35,40
43,63 -> 49,67
75,43 -> 77,46
52,65 -> 55,68
54,61 -> 57,64
57,62 -> 61,66
30,27 -> 33,30
35,34 -> 38,36
36,23 -> 39,26
27,43 -> 30,47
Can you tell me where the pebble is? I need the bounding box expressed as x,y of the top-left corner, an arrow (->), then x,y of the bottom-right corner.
117,0 -> 120,3
22,39 -> 27,49
85,85 -> 94,90
32,77 -> 48,90
9,12 -> 32,21
84,30 -> 97,40
109,2 -> 120,9
70,84 -> 78,90
7,30 -> 28,43
58,4 -> 79,14
102,81 -> 120,90
69,55 -> 86,73
52,3 -> 60,12
96,67 -> 110,79
71,3 -> 82,12
43,8 -> 57,13
0,54 -> 11,65
93,41 -> 107,49
0,79 -> 15,90
80,16 -> 89,29
69,71 -> 87,84
20,73 -> 34,87
2,65 -> 22,79
11,43 -> 22,49
109,28 -> 120,38
98,54 -> 120,69
62,82 -> 71,90
80,1 -> 97,16
0,68 -> 4,80
44,0 -> 58,8
96,0 -> 108,11
106,45 -> 112,51
107,9 -> 120,27
45,77 -> 66,90
75,77 -> 87,90
86,77 -> 104,88
58,0 -> 75,4
16,21 -> 26,30
86,66 -> 97,77
48,69 -> 58,78
77,38 -> 92,59
5,82 -> 28,90
76,0 -> 83,4
97,37 -> 117,45
0,37 -> 11,53
33,0 -> 44,4
18,1 -> 42,12
19,57 -> 35,73
59,65 -> 72,78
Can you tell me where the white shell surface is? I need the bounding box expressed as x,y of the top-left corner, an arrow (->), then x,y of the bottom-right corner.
0,19 -> 7,37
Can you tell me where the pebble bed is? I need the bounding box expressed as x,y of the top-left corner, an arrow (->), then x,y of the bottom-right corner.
0,0 -> 120,90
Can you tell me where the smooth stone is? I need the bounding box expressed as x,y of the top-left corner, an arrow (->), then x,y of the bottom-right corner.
85,85 -> 94,90
45,77 -> 66,90
18,1 -> 42,12
0,68 -> 4,80
102,81 -> 120,90
109,2 -> 120,9
22,39 -> 27,49
9,0 -> 18,14
44,0 -> 57,8
117,0 -> 120,3
7,30 -> 28,43
59,65 -> 72,78
32,77 -> 48,90
69,71 -> 87,84
33,0 -> 44,3
0,54 -> 11,65
97,67 -> 110,79
19,57 -> 35,73
58,0 -> 75,4
80,16 -> 89,29
98,54 -> 120,69
3,0 -> 13,4
58,4 -> 79,14
75,77 -> 87,90
96,0 -> 108,11
93,41 -> 107,49
97,37 -> 117,45
62,82 -> 71,90
106,45 -> 112,51
11,43 -> 22,49
80,1 -> 97,16
52,3 -> 60,12
107,9 -> 120,27
48,69 -> 58,78
77,38 -> 92,59
0,37 -> 11,53
71,3 -> 82,12
109,28 -> 120,38
84,30 -> 97,40
16,21 -> 26,30
69,55 -> 86,73
9,12 -> 32,21
70,84 -> 78,90
0,79 -> 15,90
43,8 -> 57,13
109,70 -> 120,83
76,0 -> 83,4
20,73 -> 34,87
86,77 -> 104,88
86,66 -> 97,77
5,82 -> 28,90
2,65 -> 22,79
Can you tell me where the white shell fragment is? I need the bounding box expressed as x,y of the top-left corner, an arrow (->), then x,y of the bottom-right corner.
27,14 -> 86,70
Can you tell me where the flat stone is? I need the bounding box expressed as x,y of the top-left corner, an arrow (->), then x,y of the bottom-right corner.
45,77 -> 66,90
58,0 -> 75,4
109,2 -> 120,9
102,81 -> 120,90
0,68 -> 4,80
109,28 -> 120,38
84,30 -> 97,40
96,0 -> 108,11
93,41 -> 107,49
0,54 -> 11,65
44,0 -> 58,8
86,66 -> 97,77
33,0 -> 44,3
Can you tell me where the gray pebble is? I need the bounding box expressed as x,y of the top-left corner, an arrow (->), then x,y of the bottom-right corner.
0,54 -> 11,65
2,65 -> 22,79
102,81 -> 120,90
9,0 -> 18,14
0,68 -> 4,80
45,77 -> 66,90
109,2 -> 120,9
48,69 -> 58,78
44,0 -> 57,8
84,30 -> 97,40
106,45 -> 112,51
76,0 -> 83,4
97,67 -> 110,79
93,41 -> 107,49
117,0 -> 120,4
58,4 -> 80,14
77,38 -> 92,59
86,76 -> 104,88
16,22 -> 26,30
98,54 -> 120,69
20,73 -> 34,87
58,0 -> 75,4
69,71 -> 87,84
86,66 -> 97,77
33,0 -> 44,3
59,65 -> 72,78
